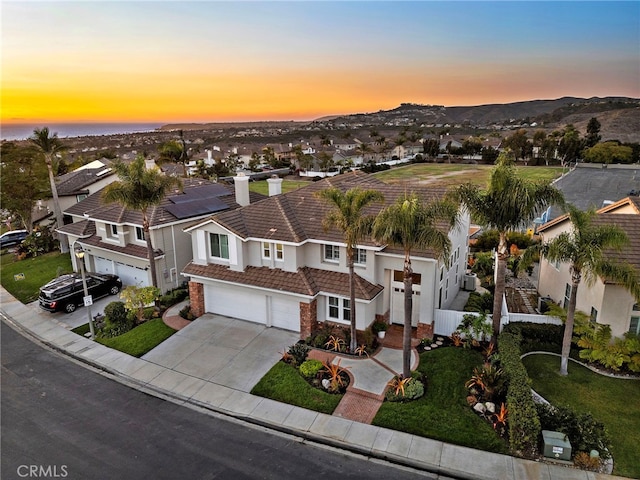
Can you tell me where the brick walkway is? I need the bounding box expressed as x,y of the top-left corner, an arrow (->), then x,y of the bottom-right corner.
161,300 -> 192,331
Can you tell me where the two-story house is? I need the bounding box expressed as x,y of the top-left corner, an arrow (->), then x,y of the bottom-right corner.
537,196 -> 640,338
182,171 -> 470,339
56,177 -> 265,293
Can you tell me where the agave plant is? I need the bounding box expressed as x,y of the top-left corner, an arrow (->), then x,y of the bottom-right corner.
322,359 -> 350,392
465,363 -> 504,402
493,402 -> 508,433
324,335 -> 346,352
388,375 -> 412,397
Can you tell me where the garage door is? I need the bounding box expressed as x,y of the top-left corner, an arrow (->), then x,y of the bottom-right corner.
204,284 -> 266,324
116,263 -> 149,287
271,296 -> 300,332
94,257 -> 114,275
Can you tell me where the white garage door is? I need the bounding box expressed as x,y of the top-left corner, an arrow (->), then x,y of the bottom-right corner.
271,296 -> 300,332
94,257 -> 114,275
204,284 -> 266,324
116,263 -> 149,287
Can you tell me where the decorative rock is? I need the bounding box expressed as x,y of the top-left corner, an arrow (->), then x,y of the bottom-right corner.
431,343 -> 438,348
485,402 -> 496,413
424,346 -> 431,351
436,341 -> 443,346
473,403 -> 487,414
321,379 -> 331,390
437,337 -> 444,341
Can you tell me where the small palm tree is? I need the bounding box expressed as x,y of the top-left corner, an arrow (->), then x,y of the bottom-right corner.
373,193 -> 459,377
316,187 -> 384,353
539,205 -> 640,375
30,127 -> 69,253
102,155 -> 182,287
451,150 -> 564,339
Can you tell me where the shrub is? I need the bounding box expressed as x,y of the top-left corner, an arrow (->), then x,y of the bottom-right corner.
498,330 -> 541,457
288,343 -> 310,366
536,403 -> 612,459
503,322 -> 564,354
465,363 -> 505,402
573,451 -> 603,472
15,226 -> 58,258
157,286 -> 189,308
179,304 -> 195,320
104,301 -> 128,324
463,292 -> 494,313
385,373 -> 425,402
99,301 -> 135,338
299,359 -> 323,379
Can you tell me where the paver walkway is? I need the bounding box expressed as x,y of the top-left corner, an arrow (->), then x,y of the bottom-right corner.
162,300 -> 192,330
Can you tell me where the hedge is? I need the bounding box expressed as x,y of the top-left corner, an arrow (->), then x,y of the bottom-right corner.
498,330 -> 541,457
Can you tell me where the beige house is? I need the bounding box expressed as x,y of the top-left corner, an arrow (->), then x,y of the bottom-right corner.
537,196 -> 640,338
182,171 -> 470,338
57,178 -> 264,293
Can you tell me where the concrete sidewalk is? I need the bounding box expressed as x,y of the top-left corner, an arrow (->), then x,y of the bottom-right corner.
0,286 -> 628,480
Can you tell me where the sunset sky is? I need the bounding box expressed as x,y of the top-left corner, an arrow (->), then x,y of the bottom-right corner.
2,1 -> 639,124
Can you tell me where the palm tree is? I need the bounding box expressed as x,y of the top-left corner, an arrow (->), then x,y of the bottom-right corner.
102,155 -> 182,288
30,127 -> 69,253
451,150 -> 564,340
373,193 -> 459,377
316,187 -> 384,353
539,205 -> 639,375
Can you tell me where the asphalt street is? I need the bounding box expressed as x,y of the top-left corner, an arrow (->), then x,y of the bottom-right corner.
1,321 -> 439,480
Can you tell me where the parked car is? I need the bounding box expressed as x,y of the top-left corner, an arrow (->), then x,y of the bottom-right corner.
0,229 -> 27,249
38,273 -> 122,313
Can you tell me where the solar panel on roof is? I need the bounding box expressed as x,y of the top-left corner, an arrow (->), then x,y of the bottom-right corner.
167,183 -> 230,203
165,197 -> 229,219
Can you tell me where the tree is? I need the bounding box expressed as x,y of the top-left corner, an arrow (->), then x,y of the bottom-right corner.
0,142 -> 50,232
316,187 -> 384,353
373,193 -> 459,377
158,140 -> 186,175
451,150 -> 564,340
29,127 -> 70,253
557,124 -> 582,166
355,142 -> 371,164
538,205 -> 640,375
102,155 -> 182,288
585,117 -> 602,148
583,141 -> 633,164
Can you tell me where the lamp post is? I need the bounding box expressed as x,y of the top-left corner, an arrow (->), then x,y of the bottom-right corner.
74,243 -> 95,340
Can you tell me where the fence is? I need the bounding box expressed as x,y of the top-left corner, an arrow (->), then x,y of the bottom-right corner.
433,309 -> 561,338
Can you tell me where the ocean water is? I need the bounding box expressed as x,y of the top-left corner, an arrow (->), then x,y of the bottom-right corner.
0,122 -> 164,141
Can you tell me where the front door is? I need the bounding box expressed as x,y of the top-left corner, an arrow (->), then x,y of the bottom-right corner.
390,269 -> 421,326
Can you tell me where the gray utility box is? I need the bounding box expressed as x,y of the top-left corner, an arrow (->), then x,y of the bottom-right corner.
542,430 -> 572,461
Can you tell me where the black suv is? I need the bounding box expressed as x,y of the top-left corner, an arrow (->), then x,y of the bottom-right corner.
39,273 -> 122,313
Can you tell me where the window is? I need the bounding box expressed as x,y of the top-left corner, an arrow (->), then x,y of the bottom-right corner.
210,233 -> 229,259
354,248 -> 366,265
136,227 -> 145,241
107,224 -> 118,239
275,243 -> 284,260
563,283 -> 571,309
590,307 -> 598,323
328,296 -> 350,322
630,316 -> 640,335
262,242 -> 271,259
324,244 -> 339,262
76,194 -> 87,202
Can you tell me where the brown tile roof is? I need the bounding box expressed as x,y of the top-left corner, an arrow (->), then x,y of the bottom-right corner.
80,235 -> 164,260
57,219 -> 96,237
55,167 -> 115,196
183,262 -> 383,300
65,178 -> 266,228
211,171 -> 449,246
592,214 -> 640,271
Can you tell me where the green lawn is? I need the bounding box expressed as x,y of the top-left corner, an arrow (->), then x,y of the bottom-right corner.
249,178 -> 311,196
374,164 -> 564,188
80,318 -> 177,357
373,347 -> 508,453
523,354 -> 640,478
251,361 -> 343,414
0,251 -> 72,303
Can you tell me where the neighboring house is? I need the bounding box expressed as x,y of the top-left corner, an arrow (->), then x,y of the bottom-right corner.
182,171 -> 470,339
37,163 -> 117,227
537,196 -> 640,338
57,177 -> 265,293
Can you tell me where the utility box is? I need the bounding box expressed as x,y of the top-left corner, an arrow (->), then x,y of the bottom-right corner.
542,430 -> 572,461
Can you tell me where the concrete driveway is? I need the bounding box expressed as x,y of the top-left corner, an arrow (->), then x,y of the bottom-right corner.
142,314 -> 300,392
26,293 -> 119,330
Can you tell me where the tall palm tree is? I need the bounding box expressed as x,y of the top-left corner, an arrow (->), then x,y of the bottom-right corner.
539,205 -> 639,375
451,150 -> 564,340
316,187 -> 384,353
30,127 -> 69,253
373,193 -> 459,378
102,155 -> 182,288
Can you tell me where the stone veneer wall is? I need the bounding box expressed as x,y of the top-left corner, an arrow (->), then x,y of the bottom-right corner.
189,281 -> 205,318
416,321 -> 434,340
299,299 -> 318,340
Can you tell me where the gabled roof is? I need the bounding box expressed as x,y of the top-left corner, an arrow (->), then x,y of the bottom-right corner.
203,171 -> 449,247
55,167 -> 115,196
183,262 -> 383,300
65,178 -> 266,228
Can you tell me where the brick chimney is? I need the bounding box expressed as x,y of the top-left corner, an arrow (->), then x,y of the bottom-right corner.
234,172 -> 250,206
267,175 -> 283,196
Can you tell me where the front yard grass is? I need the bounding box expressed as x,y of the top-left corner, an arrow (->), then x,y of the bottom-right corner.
73,318 -> 177,357
523,354 -> 640,479
0,251 -> 72,303
251,361 -> 343,415
373,347 -> 509,454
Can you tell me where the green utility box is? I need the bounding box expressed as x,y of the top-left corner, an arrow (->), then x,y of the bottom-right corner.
542,430 -> 572,461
